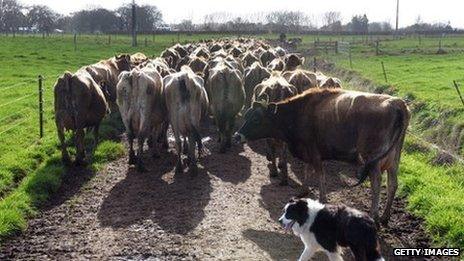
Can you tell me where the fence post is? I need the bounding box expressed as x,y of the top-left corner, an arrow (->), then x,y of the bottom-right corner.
335,41 -> 339,54
38,75 -> 44,138
73,33 -> 77,51
453,81 -> 464,107
145,37 -> 148,47
108,35 -> 111,45
313,57 -> 317,72
349,44 -> 353,69
381,61 -> 388,83
375,40 -> 379,55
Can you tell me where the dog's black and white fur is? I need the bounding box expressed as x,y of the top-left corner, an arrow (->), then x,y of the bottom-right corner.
279,198 -> 384,261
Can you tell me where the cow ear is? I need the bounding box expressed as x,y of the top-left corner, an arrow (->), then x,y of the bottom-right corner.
268,103 -> 278,114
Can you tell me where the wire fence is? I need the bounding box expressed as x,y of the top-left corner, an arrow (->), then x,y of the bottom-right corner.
0,76 -> 45,148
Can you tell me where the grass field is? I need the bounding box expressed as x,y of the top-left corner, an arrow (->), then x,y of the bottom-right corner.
303,35 -> 464,248
0,33 -> 463,248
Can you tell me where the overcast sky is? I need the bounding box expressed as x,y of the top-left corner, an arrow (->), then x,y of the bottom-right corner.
19,0 -> 463,28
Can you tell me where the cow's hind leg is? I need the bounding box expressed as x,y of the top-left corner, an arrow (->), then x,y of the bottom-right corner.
128,132 -> 136,165
225,119 -> 234,149
173,131 -> 183,174
278,143 -> 289,186
381,166 -> 398,225
369,164 -> 382,223
266,139 -> 278,178
74,128 -> 87,166
313,158 -> 327,203
57,126 -> 71,166
187,134 -> 198,175
136,136 -> 147,172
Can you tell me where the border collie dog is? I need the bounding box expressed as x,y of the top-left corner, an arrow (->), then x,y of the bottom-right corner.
279,198 -> 384,261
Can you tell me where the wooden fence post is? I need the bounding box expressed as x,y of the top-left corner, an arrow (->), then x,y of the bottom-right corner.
376,40 -> 379,55
145,37 -> 148,47
313,57 -> 317,72
349,44 -> 353,69
335,41 -> 339,54
453,81 -> 464,107
108,35 -> 111,45
381,61 -> 388,83
73,33 -> 77,51
38,75 -> 44,138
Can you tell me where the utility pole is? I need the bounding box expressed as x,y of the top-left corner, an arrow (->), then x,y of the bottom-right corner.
395,0 -> 399,32
131,0 -> 137,47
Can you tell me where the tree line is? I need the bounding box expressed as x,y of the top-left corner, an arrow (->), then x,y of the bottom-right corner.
0,0 -> 163,34
0,0 -> 456,35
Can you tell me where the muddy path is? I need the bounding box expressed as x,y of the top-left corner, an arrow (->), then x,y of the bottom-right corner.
0,120 -> 436,260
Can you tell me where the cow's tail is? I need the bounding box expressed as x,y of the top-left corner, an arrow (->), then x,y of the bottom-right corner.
351,103 -> 408,187
63,73 -> 78,129
180,76 -> 204,156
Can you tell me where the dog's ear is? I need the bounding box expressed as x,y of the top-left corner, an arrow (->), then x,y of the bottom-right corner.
289,196 -> 298,203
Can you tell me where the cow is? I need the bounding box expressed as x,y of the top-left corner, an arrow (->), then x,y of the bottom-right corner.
116,66 -> 165,172
206,64 -> 245,153
192,47 -> 210,60
83,54 -> 132,106
243,62 -> 271,109
268,58 -> 285,71
173,44 -> 189,58
54,70 -> 110,166
161,48 -> 181,69
241,51 -> 260,67
274,46 -> 288,57
145,58 -> 174,78
234,88 -> 410,224
282,70 -> 318,93
260,50 -> 277,67
164,66 -> 209,174
229,46 -> 243,58
130,52 -> 148,66
188,57 -> 208,76
284,53 -> 304,71
252,74 -> 298,185
320,77 -> 343,88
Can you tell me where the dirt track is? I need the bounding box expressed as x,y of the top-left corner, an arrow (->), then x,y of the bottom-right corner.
0,120 -> 435,260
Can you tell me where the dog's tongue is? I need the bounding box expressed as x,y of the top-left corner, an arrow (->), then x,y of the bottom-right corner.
284,221 -> 295,231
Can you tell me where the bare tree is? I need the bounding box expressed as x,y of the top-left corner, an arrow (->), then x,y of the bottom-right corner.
0,0 -> 25,34
322,11 -> 341,27
26,5 -> 58,35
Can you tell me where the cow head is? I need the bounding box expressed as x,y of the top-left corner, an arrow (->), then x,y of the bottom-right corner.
284,54 -> 304,69
234,101 -> 278,143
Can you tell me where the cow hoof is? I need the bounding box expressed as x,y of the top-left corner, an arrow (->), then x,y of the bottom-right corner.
279,179 -> 288,186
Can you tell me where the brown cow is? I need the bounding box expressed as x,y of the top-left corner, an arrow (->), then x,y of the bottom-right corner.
235,88 -> 410,224
243,62 -> 271,109
252,74 -> 298,185
188,57 -> 208,76
116,66 -> 165,171
267,58 -> 285,71
82,54 -> 132,105
284,53 -> 304,71
241,51 -> 260,67
206,64 -> 245,153
164,66 -> 209,174
161,48 -> 181,69
282,70 -> 318,93
54,71 -> 110,166
260,50 -> 277,67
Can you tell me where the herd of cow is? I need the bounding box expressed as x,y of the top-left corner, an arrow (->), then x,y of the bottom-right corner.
54,38 -> 410,228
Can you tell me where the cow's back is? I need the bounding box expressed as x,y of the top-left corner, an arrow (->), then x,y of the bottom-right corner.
207,66 -> 245,118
